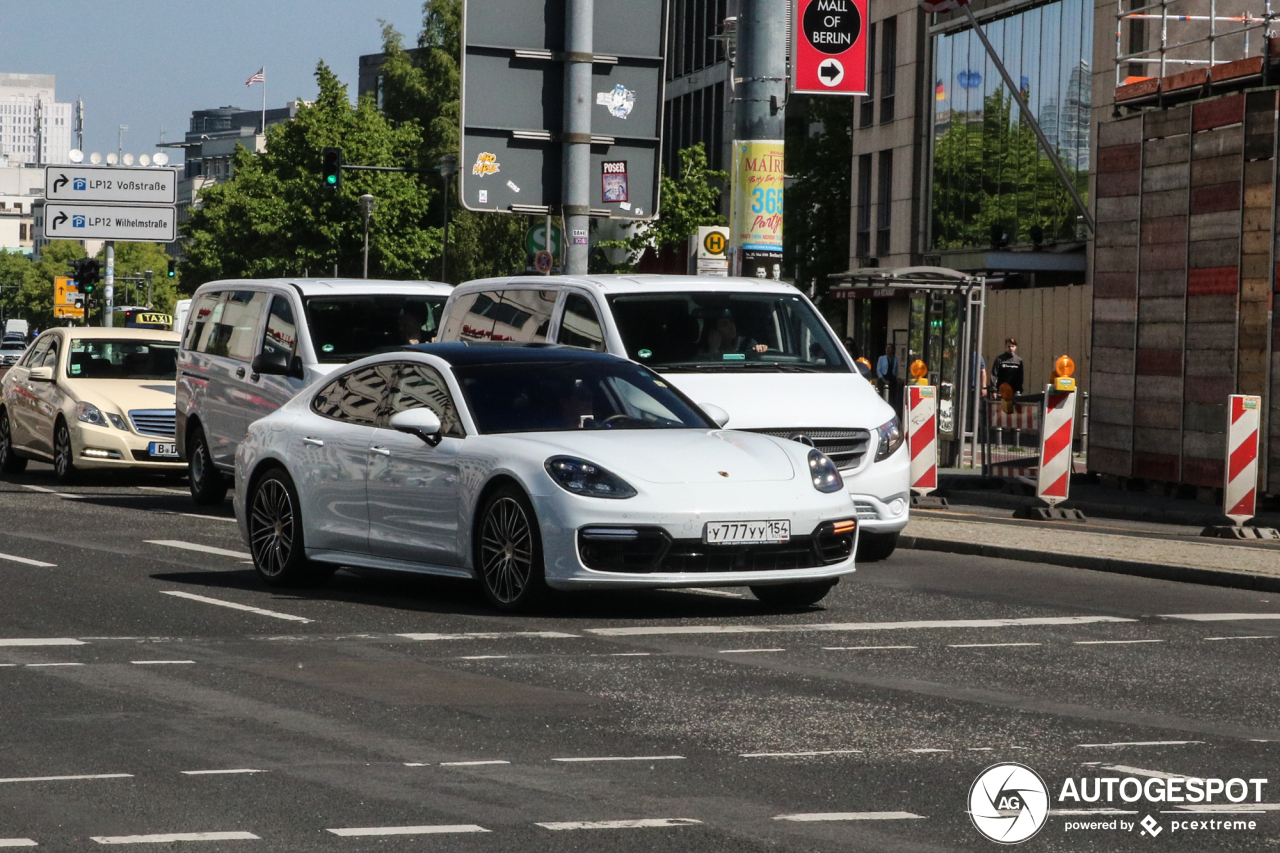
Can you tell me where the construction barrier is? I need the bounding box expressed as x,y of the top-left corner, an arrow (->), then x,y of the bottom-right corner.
1224,395 -> 1262,525
906,385 -> 937,495
1035,388 -> 1077,507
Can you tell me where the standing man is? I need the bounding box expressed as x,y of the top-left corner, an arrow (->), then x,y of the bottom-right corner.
876,342 -> 901,407
991,337 -> 1024,394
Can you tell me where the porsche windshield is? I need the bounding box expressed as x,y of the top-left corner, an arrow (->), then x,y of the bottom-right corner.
606,291 -> 850,372
455,360 -> 713,434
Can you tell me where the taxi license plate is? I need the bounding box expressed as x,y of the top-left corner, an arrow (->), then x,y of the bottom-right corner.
149,442 -> 179,458
704,519 -> 790,545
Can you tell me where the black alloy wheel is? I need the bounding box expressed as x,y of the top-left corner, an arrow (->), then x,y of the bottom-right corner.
0,408 -> 26,473
188,425 -> 228,505
750,579 -> 838,609
476,486 -> 547,611
248,468 -> 322,587
53,419 -> 76,484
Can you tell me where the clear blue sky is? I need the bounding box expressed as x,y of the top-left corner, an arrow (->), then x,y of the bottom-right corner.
0,0 -> 428,163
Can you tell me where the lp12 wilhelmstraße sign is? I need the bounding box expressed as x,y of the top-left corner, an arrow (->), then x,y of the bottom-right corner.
44,203 -> 176,243
45,165 -> 177,205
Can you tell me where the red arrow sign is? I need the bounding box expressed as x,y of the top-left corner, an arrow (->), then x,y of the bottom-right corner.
793,0 -> 868,96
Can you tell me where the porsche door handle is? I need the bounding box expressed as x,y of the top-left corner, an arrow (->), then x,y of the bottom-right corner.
302,437 -> 325,447
371,446 -> 391,457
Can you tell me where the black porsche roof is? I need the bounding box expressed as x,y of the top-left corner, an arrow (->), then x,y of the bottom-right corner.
405,342 -> 625,366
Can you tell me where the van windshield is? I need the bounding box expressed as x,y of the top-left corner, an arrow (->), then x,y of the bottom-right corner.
606,292 -> 850,372
304,295 -> 448,363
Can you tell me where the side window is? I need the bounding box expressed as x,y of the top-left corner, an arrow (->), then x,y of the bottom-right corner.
311,363 -> 396,427
193,292 -> 227,353
493,290 -> 556,342
557,293 -> 605,351
384,362 -> 465,437
220,291 -> 269,362
24,336 -> 50,367
260,296 -> 297,362
40,337 -> 60,369
438,292 -> 487,341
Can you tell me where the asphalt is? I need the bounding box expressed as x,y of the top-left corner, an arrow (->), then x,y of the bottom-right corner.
2,463 -> 1280,851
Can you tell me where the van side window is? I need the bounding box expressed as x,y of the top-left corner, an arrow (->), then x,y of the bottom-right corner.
493,290 -> 556,342
383,362 -> 465,437
557,293 -> 605,351
311,363 -> 396,427
261,296 -> 297,363
190,291 -> 225,352
211,291 -> 268,362
440,291 -> 502,342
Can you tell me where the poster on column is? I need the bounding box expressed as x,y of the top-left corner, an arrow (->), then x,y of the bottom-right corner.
732,140 -> 785,275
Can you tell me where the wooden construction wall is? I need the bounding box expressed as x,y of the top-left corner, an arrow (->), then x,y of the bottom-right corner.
1091,91 -> 1279,492
982,285 -> 1093,398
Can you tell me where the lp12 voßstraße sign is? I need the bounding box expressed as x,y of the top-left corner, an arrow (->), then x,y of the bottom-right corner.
792,0 -> 868,95
45,165 -> 177,205
44,203 -> 176,243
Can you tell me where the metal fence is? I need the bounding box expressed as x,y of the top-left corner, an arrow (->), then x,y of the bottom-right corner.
980,391 -> 1090,479
1115,0 -> 1274,86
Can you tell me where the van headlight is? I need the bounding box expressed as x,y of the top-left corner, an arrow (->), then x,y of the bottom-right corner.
875,417 -> 903,461
809,449 -> 844,493
76,401 -> 107,426
545,456 -> 637,499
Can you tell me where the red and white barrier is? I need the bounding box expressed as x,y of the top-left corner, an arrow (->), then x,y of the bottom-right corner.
987,400 -> 1039,430
1035,388 -> 1077,507
906,385 -> 937,496
1224,395 -> 1262,525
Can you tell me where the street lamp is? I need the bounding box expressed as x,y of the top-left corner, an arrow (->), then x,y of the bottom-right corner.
359,194 -> 375,279
437,154 -> 458,283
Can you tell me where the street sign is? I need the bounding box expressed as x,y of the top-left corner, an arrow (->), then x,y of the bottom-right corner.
45,165 -> 177,204
534,250 -> 554,273
44,203 -> 176,243
694,225 -> 730,277
54,276 -> 77,307
793,0 -> 869,96
525,221 -> 563,259
459,0 -> 668,220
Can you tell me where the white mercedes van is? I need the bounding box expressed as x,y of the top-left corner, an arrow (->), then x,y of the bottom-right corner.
177,278 -> 451,504
435,275 -> 909,560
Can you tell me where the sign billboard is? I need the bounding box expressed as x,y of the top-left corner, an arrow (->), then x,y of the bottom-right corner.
44,203 -> 177,242
731,140 -> 785,255
459,0 -> 667,220
793,0 -> 869,96
45,166 -> 177,204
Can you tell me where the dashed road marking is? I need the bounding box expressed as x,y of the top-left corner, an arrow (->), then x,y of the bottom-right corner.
180,769 -> 264,776
773,812 -> 925,822
398,631 -> 579,640
610,652 -> 651,656
824,645 -> 916,651
719,648 -> 785,654
0,551 -> 55,567
1074,639 -> 1163,645
327,825 -> 488,837
0,840 -> 37,847
152,510 -> 237,524
1164,613 -> 1280,622
741,750 -> 861,758
587,616 -> 1136,636
0,774 -> 132,784
1077,740 -> 1202,748
131,660 -> 195,665
948,642 -> 1041,648
91,831 -> 259,844
20,484 -> 81,499
1204,636 -> 1274,641
138,486 -> 192,496
0,638 -> 84,647
160,591 -> 313,624
146,540 -> 251,560
551,755 -> 684,763
25,663 -> 82,667
459,655 -> 508,660
440,760 -> 510,766
906,748 -> 951,754
537,819 -> 701,830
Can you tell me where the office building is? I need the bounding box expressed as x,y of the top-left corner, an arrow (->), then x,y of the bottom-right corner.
0,73 -> 73,166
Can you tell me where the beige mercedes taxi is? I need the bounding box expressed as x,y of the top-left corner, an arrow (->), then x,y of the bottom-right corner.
0,327 -> 183,481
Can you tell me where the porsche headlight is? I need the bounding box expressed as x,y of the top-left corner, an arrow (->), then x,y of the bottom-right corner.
76,401 -> 107,427
808,449 -> 844,493
545,456 -> 637,499
875,417 -> 904,461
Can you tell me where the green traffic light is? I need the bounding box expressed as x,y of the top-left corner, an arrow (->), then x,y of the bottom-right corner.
326,175 -> 337,184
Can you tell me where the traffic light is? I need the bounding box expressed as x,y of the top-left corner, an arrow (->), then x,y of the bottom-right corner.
167,258 -> 177,278
321,147 -> 342,191
71,258 -> 100,294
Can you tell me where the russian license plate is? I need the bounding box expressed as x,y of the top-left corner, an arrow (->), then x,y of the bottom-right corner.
704,519 -> 790,545
148,441 -> 179,458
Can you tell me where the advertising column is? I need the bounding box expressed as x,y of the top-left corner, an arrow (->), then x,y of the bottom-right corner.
731,141 -> 785,279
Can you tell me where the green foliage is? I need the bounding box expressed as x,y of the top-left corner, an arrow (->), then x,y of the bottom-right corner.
0,241 -> 87,328
181,63 -> 441,287
931,87 -> 1087,249
93,243 -> 179,316
783,96 -> 853,315
596,143 -> 727,270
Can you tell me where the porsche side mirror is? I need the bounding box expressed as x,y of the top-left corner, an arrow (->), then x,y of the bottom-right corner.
389,407 -> 443,446
700,403 -> 730,428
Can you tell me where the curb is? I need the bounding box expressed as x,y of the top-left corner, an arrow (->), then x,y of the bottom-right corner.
898,534 -> 1280,594
939,488 -> 1280,529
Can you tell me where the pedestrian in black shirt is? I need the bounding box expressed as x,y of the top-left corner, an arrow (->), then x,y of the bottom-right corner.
991,337 -> 1024,394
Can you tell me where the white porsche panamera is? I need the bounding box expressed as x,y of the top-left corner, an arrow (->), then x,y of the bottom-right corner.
234,344 -> 860,610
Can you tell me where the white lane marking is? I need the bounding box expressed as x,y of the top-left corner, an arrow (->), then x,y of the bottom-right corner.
773,812 -> 925,822
1074,639 -> 1163,645
327,825 -> 488,837
160,591 -> 313,624
91,831 -> 259,844
459,655 -> 509,660
180,769 -> 264,776
403,763 -> 429,767
677,588 -> 747,599
719,648 -> 785,654
146,540 -> 251,560
439,760 -> 510,766
586,616 -> 1135,636
0,664 -> 13,667
948,642 -> 1041,648
131,660 -> 195,665
21,484 -> 81,499
1051,809 -> 1138,815
537,819 -> 701,830
907,748 -> 951,754
25,663 -> 82,667
967,748 -> 993,751
1077,741 -> 1202,748
1204,636 -> 1274,641
398,631 -> 579,640
152,511 -> 237,524
0,774 -> 132,783
1164,613 -> 1280,622
824,645 -> 917,651
0,841 -> 37,848
0,638 -> 84,647
551,755 -> 684,763
0,551 -> 55,567
741,750 -> 861,758
139,486 -> 191,495
610,652 -> 651,656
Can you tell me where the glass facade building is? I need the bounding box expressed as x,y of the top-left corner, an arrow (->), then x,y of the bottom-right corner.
930,0 -> 1092,249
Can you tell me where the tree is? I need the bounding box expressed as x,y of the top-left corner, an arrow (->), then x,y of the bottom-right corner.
1,241 -> 87,328
181,63 -> 441,287
595,143 -> 727,270
94,242 -> 179,316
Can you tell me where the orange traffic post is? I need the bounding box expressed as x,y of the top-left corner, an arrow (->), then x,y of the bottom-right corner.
910,359 -> 928,386
1052,355 -> 1076,392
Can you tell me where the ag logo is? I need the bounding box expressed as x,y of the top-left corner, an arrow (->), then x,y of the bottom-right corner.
969,763 -> 1049,844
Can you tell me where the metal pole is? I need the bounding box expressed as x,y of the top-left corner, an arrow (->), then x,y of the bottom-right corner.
104,241 -> 114,328
441,182 -> 449,282
544,212 -> 552,276
562,0 -> 593,276
960,5 -> 1095,234
363,212 -> 370,280
145,269 -> 152,307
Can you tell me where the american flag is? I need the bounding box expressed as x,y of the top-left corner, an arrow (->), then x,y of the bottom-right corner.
245,68 -> 264,86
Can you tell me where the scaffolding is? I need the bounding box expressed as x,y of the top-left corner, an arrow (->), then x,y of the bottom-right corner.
1115,0 -> 1275,85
